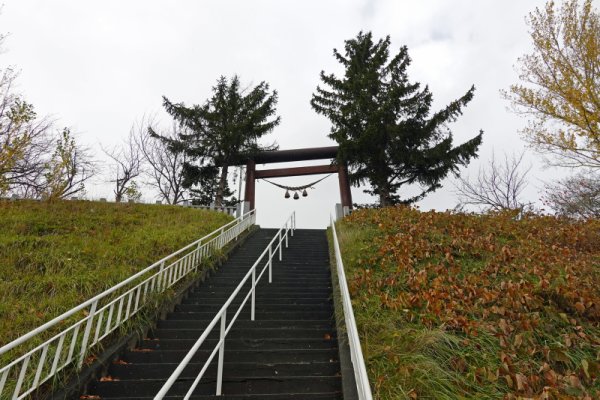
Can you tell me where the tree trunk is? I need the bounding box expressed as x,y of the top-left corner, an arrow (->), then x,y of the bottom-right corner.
379,184 -> 390,207
215,165 -> 229,207
379,193 -> 387,207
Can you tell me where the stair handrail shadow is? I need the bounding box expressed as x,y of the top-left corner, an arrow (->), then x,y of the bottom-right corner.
0,210 -> 256,400
330,215 -> 373,400
155,211 -> 297,399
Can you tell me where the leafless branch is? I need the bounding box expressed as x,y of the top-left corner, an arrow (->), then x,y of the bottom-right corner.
543,171 -> 600,219
0,67 -> 57,197
454,151 -> 533,211
102,127 -> 142,202
135,117 -> 188,204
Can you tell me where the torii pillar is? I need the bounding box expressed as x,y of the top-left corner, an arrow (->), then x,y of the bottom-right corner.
242,146 -> 352,211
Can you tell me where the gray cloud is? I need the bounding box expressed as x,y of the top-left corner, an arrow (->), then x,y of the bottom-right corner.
1,0 -> 560,227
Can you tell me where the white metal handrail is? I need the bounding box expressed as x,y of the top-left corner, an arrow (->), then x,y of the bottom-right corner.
189,205 -> 238,216
0,210 -> 257,400
330,216 -> 373,400
154,212 -> 296,399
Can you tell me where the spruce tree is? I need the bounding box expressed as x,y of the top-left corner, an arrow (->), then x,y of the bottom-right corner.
311,32 -> 483,206
155,75 -> 280,206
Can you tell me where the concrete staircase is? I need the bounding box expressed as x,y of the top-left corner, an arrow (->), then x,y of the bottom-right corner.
82,228 -> 342,399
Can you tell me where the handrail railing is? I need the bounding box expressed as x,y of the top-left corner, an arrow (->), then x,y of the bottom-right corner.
154,212 -> 296,399
330,215 -> 373,400
0,210 -> 257,400
189,205 -> 238,216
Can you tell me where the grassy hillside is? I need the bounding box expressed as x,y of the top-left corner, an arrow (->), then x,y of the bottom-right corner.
0,200 -> 232,346
336,207 -> 599,399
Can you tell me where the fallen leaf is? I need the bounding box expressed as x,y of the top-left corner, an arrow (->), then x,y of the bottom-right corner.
99,376 -> 120,382
504,374 -> 513,388
84,355 -> 97,365
568,374 -> 582,389
581,359 -> 590,379
514,333 -> 523,348
515,373 -> 528,391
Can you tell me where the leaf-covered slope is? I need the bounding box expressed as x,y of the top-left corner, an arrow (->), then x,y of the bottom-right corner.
337,207 -> 599,399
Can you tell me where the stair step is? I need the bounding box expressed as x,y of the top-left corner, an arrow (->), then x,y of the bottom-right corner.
175,303 -> 332,312
207,277 -> 332,284
165,312 -> 334,322
123,349 -> 339,364
152,327 -> 337,340
88,395 -> 341,400
213,273 -> 332,279
220,262 -> 330,268
89,376 -> 341,397
194,285 -> 333,292
181,298 -> 332,306
107,361 -> 341,380
187,394 -> 342,400
188,288 -> 333,297
138,338 -> 337,351
155,319 -> 335,330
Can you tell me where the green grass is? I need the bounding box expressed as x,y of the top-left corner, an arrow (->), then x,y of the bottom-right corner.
335,207 -> 600,399
0,199 -> 233,346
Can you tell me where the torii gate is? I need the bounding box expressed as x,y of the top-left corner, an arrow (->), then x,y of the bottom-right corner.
242,146 -> 352,211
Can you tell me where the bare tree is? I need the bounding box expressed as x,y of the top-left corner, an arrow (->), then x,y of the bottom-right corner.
40,128 -> 95,200
454,151 -> 532,211
0,35 -> 93,200
136,119 -> 188,204
2,120 -> 54,197
103,127 -> 142,202
0,67 -> 55,197
0,32 -> 57,198
543,172 -> 600,219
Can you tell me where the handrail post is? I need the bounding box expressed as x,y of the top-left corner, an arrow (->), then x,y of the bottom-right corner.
219,225 -> 226,248
251,268 -> 256,321
158,261 -> 166,292
78,300 -> 98,368
196,242 -> 203,269
285,228 -> 289,248
216,312 -> 226,395
268,244 -> 273,284
278,231 -> 282,261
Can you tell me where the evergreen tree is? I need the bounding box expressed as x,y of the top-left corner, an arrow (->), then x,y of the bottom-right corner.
311,32 -> 483,206
155,75 -> 280,206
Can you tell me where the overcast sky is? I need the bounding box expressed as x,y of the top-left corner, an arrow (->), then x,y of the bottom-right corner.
2,0 -> 564,228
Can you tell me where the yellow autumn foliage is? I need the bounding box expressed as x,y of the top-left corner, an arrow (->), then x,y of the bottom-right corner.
504,0 -> 600,168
